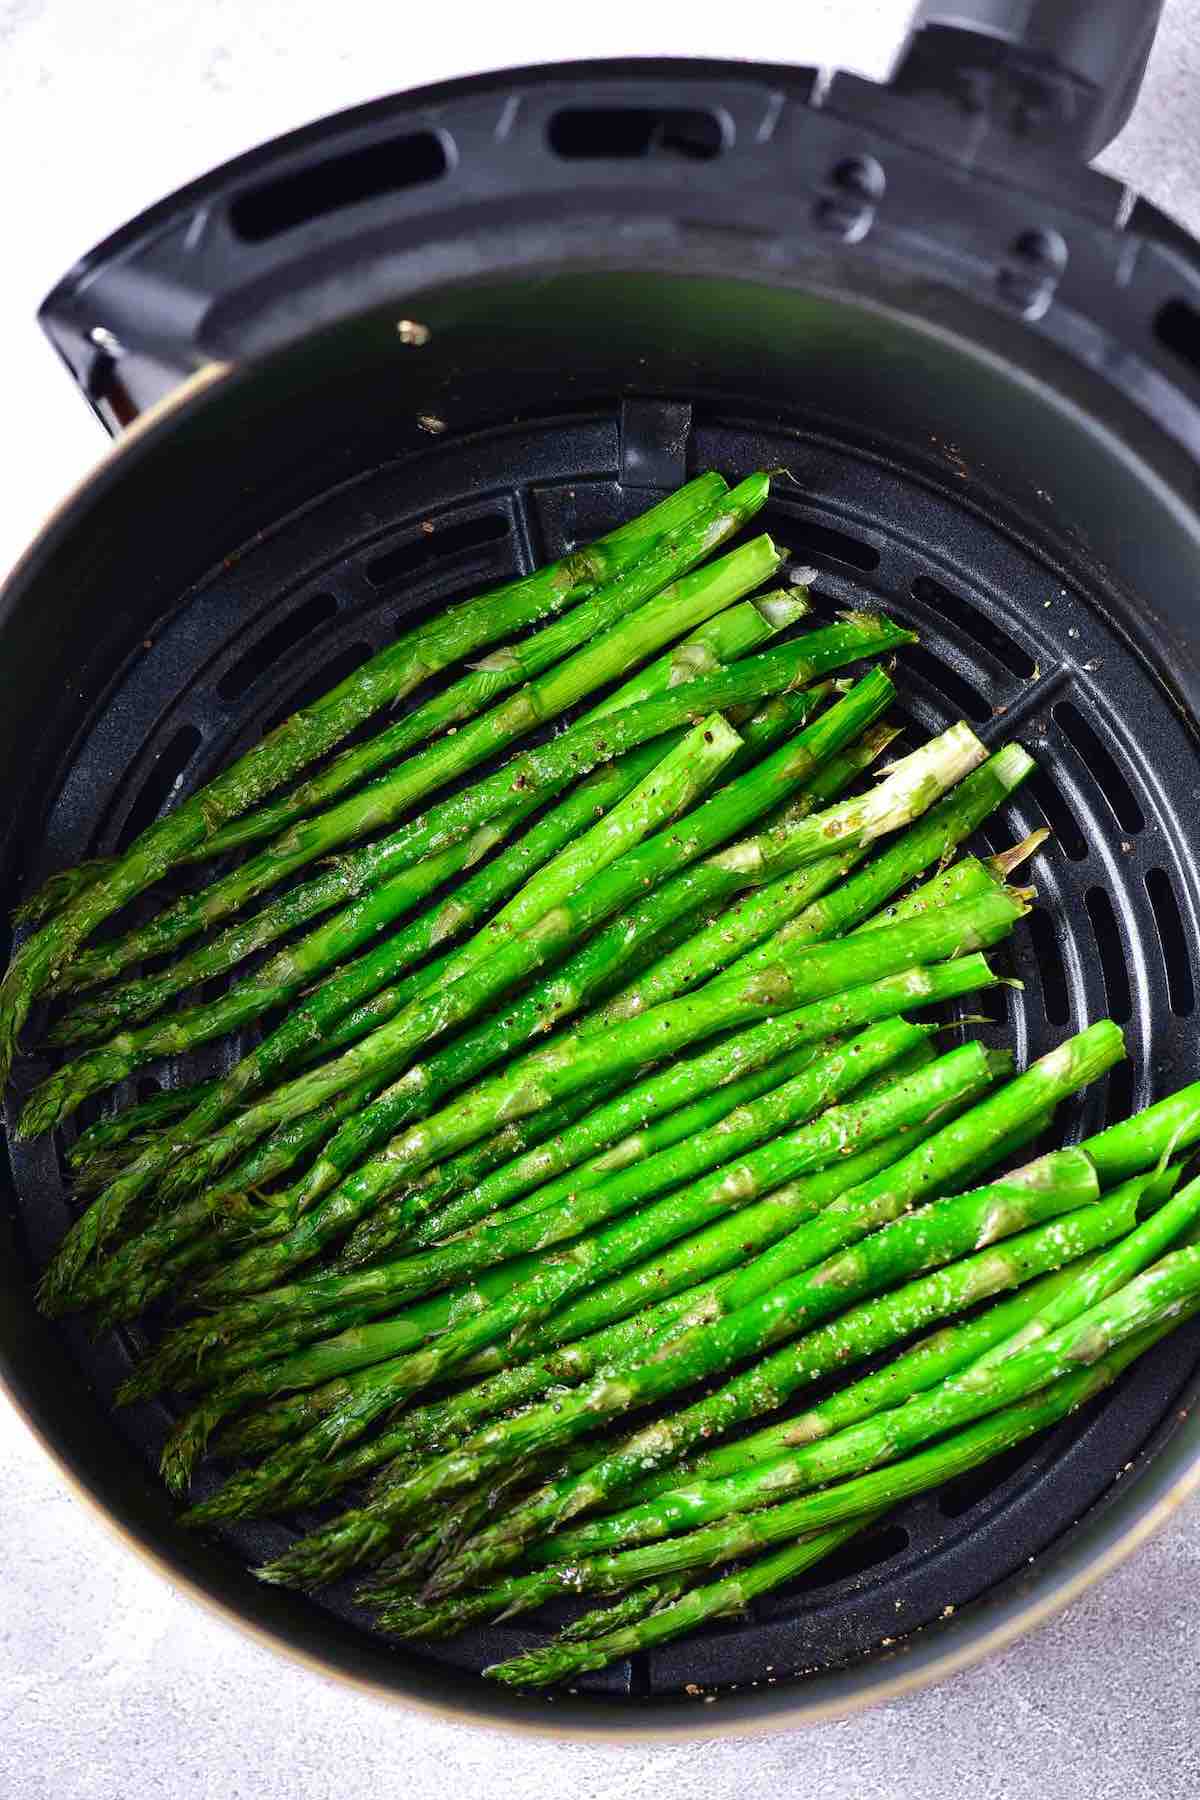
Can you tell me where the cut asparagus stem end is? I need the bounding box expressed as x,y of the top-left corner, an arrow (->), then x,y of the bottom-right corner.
987,828 -> 1051,878
753,590 -> 811,630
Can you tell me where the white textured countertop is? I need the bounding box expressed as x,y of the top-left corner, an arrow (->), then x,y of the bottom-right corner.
4,2 -> 1200,1792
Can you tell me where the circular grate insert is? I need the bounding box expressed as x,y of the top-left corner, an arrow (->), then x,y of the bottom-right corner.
5,400 -> 1200,1705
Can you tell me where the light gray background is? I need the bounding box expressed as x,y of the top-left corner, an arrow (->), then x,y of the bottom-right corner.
3,3 -> 1200,1794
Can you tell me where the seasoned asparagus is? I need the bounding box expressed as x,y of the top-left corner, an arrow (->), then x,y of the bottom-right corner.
2,474 -> 732,1077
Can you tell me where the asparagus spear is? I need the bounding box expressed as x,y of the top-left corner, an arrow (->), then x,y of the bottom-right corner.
28,708 -> 742,1130
155,1023 -> 935,1472
216,1075 -> 1043,1493
1082,1082 -> 1200,1186
326,1098 -> 1051,1504
487,1303 -> 1192,1686
522,1236 -> 1200,1569
158,1032 -> 954,1425
56,592 -> 810,1048
50,804 -> 523,1048
596,745 -> 1035,1026
127,678 -> 888,1242
422,1148 -> 1103,1588
45,517 -> 784,1015
252,674 -> 905,1236
37,522 -> 780,1036
2,475 -> 730,1075
64,675 -> 801,1064
42,631 -> 897,1297
391,1307 -> 1192,1645
152,1036 -> 935,1483
87,1060 -> 640,1321
66,1082 -> 218,1184
851,833 -> 1048,936
414,1034 -> 923,1255
244,1130 -> 1108,1585
597,1181 -> 1155,1509
247,1027 -> 1115,1574
180,712 -> 985,1238
484,1519 -> 875,1685
125,1043 -> 838,1404
126,914 -> 1021,1404
140,959 -> 996,1433
204,1055 -> 942,1490
703,1023 -> 1124,1321
89,691 -> 820,1250
91,925 -> 968,1341
46,642 -> 867,1300
16,471 -> 727,925
87,692 -> 811,1263
964,1163 -> 1200,1370
539,1577 -> 697,1648
171,882 -> 1021,1315
338,725 -> 898,1268
231,1064 -> 1042,1490
191,495 -> 785,866
350,940 -> 979,1271
449,1026 -> 1113,1425
175,1045 -> 1002,1522
212,1279 -> 723,1470
417,1035 -> 853,1245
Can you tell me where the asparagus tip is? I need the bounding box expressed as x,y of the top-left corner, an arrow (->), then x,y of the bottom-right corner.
17,1085 -> 64,1140
114,1370 -> 151,1407
159,1406 -> 221,1493
11,858 -> 112,929
484,1650 -> 567,1688
36,1219 -> 99,1315
255,1516 -> 394,1590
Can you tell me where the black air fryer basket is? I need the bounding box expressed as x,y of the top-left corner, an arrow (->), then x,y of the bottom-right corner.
5,0 -> 1200,1733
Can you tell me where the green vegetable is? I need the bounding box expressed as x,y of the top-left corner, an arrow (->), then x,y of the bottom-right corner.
176,1042 -> 1000,1523
385,1306 -> 1190,1647
3,474 -> 730,1077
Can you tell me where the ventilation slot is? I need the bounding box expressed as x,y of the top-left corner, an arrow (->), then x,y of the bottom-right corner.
903,645 -> 991,723
910,575 -> 1037,678
772,1524 -> 910,1599
773,517 -> 880,574
1154,297 -> 1200,381
365,513 -> 512,589
938,1440 -> 1037,1518
1146,867 -> 1195,1016
229,131 -> 449,242
1105,1050 -> 1136,1128
1027,769 -> 1087,861
217,595 -> 340,702
969,983 -> 1009,1029
116,724 -> 203,850
265,644 -> 375,732
1085,886 -> 1132,1023
548,107 -> 725,162
1053,701 -> 1144,832
1027,906 -> 1070,1025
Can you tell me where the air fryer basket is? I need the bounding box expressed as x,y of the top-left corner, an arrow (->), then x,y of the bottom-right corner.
6,24 -> 1200,1730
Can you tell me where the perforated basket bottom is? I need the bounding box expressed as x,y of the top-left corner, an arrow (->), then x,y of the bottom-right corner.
6,399 -> 1200,1703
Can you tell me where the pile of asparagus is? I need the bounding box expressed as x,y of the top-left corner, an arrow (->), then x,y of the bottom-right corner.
7,469 -> 1200,1693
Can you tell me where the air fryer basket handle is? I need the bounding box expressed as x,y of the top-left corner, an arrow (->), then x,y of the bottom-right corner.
39,48 -> 1190,443
901,0 -> 1164,156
